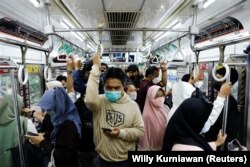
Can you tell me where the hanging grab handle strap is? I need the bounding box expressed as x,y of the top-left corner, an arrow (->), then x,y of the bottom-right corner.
137,44 -> 151,58
18,65 -> 29,85
95,43 -> 104,55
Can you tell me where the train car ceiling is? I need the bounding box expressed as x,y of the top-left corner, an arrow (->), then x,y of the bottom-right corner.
0,0 -> 249,65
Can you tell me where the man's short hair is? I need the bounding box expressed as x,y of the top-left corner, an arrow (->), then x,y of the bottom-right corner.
56,75 -> 67,82
101,63 -> 109,69
103,67 -> 127,86
145,66 -> 159,77
182,74 -> 191,82
125,64 -> 139,73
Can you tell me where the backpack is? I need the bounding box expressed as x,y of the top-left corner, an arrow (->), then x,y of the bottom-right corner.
74,97 -> 95,152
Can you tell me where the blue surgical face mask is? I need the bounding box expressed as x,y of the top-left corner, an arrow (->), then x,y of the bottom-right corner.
105,91 -> 122,102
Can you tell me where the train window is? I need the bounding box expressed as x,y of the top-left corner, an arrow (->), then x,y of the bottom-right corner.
0,71 -> 20,95
167,68 -> 178,90
0,74 -> 12,95
28,74 -> 42,105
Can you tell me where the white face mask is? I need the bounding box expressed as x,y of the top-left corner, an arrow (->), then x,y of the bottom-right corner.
129,91 -> 137,100
152,77 -> 161,84
194,81 -> 204,89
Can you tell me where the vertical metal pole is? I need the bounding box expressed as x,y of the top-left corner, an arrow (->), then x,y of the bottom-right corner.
45,1 -> 53,50
11,69 -> 26,167
244,68 -> 250,149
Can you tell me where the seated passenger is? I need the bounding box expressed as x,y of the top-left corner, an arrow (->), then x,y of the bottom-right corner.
162,98 -> 227,151
26,87 -> 81,167
138,85 -> 169,151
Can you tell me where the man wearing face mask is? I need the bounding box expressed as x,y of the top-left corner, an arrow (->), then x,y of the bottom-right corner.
85,53 -> 144,166
137,63 -> 167,112
192,70 -> 209,102
202,67 -> 240,150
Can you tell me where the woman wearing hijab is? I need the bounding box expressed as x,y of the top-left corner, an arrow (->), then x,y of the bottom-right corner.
0,94 -> 37,167
138,85 -> 169,150
204,67 -> 240,150
162,98 -> 226,151
26,87 -> 81,167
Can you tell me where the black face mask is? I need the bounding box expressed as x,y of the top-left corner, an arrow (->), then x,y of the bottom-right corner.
213,81 -> 222,91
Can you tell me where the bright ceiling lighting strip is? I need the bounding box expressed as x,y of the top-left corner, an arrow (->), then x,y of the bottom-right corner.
203,0 -> 216,8
29,0 -> 40,7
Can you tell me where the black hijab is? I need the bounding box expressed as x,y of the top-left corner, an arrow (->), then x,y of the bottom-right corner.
162,98 -> 214,151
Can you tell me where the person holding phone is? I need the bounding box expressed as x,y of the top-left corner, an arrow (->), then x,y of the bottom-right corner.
25,87 -> 82,167
85,53 -> 144,167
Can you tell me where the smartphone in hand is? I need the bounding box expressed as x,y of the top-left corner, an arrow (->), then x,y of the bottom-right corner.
101,127 -> 112,133
26,131 -> 39,136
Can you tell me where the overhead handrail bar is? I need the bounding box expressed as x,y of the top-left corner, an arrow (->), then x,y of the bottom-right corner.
152,33 -> 188,52
195,35 -> 250,52
0,37 -> 49,53
54,27 -> 189,32
18,46 -> 29,85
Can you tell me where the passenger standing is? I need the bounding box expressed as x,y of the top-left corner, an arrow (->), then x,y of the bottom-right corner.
203,67 -> 240,150
162,98 -> 227,151
0,94 -> 37,167
26,87 -> 81,167
124,82 -> 138,101
167,74 -> 196,122
85,53 -> 144,166
137,63 -> 167,112
138,85 -> 169,151
125,64 -> 143,89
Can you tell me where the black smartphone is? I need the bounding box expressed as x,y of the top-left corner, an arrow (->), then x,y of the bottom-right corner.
101,128 -> 112,132
26,131 -> 39,136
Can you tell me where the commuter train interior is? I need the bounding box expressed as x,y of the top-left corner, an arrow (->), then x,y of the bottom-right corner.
0,0 -> 250,165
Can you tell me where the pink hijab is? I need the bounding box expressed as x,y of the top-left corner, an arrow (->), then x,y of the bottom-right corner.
138,85 -> 169,150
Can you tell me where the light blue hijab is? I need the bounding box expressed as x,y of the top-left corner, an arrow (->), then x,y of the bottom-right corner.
38,87 -> 81,142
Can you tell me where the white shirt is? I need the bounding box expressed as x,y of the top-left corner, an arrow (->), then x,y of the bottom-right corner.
167,81 -> 196,123
201,96 -> 225,133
